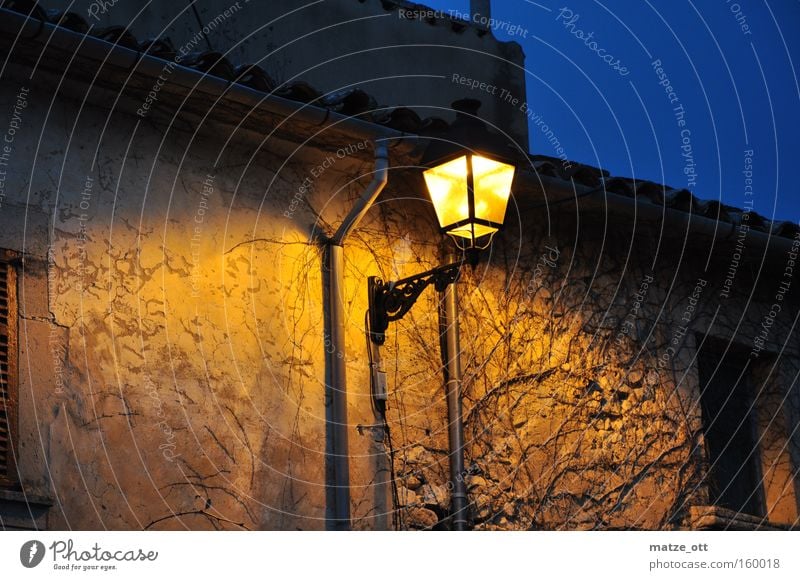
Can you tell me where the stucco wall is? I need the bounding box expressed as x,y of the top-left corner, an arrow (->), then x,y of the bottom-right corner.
0,69 -> 445,529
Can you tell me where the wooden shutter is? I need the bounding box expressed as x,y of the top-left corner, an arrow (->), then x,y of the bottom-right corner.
0,260 -> 17,485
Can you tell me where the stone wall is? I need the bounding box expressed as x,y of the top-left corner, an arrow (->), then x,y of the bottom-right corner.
384,217 -> 800,529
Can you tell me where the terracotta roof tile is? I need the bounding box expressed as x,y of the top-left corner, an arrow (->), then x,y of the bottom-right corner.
46,9 -> 89,33
232,64 -> 275,92
93,25 -> 140,50
634,181 -> 666,204
603,177 -> 636,197
319,89 -> 377,117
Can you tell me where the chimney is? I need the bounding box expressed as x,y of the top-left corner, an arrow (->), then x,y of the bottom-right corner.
471,0 -> 491,23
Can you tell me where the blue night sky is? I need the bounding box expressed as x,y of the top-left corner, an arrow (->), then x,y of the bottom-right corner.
421,0 -> 800,223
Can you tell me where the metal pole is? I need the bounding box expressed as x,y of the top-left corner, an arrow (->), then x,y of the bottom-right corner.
439,280 -> 468,530
325,243 -> 351,529
369,340 -> 391,531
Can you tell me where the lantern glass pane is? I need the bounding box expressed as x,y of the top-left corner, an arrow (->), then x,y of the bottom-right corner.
448,223 -> 498,240
471,154 -> 515,225
423,156 -> 469,229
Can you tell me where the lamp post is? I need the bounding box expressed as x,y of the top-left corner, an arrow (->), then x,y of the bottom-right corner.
367,99 -> 517,530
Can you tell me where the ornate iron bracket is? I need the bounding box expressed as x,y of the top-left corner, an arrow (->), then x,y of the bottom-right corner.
368,260 -> 464,345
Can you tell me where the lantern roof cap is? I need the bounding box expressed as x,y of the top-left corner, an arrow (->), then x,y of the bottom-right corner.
421,100 -> 524,168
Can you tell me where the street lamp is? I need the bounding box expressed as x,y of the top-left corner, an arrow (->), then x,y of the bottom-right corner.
367,100 -> 518,531
423,154 -> 515,248
422,98 -> 516,252
368,99 -> 517,345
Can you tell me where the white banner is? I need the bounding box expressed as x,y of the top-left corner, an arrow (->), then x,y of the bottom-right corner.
1,531 -> 798,579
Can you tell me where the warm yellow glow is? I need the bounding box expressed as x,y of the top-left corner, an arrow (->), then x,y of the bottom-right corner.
423,156 -> 469,229
448,223 -> 498,240
471,155 -> 515,225
423,154 -> 514,245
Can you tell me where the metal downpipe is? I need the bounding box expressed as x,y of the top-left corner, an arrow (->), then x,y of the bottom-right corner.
325,143 -> 389,530
324,243 -> 350,530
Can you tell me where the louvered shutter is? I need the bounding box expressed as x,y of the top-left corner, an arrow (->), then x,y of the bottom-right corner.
0,261 -> 17,483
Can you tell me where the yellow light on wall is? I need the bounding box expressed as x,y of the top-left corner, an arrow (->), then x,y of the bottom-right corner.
423,153 -> 515,249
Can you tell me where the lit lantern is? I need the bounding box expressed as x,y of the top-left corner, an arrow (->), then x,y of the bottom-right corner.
423,153 -> 515,247
422,99 -> 517,250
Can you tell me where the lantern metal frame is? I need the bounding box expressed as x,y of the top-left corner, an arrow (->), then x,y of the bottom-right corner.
368,98 -> 521,345
424,154 -> 509,251
420,99 -> 519,251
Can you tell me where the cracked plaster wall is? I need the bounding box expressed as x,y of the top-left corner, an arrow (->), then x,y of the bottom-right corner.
1,76 -> 441,530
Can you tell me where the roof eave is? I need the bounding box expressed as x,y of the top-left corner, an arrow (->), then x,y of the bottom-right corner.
0,7 -> 420,157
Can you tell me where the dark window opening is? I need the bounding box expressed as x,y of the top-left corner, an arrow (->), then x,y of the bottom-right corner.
697,337 -> 764,517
